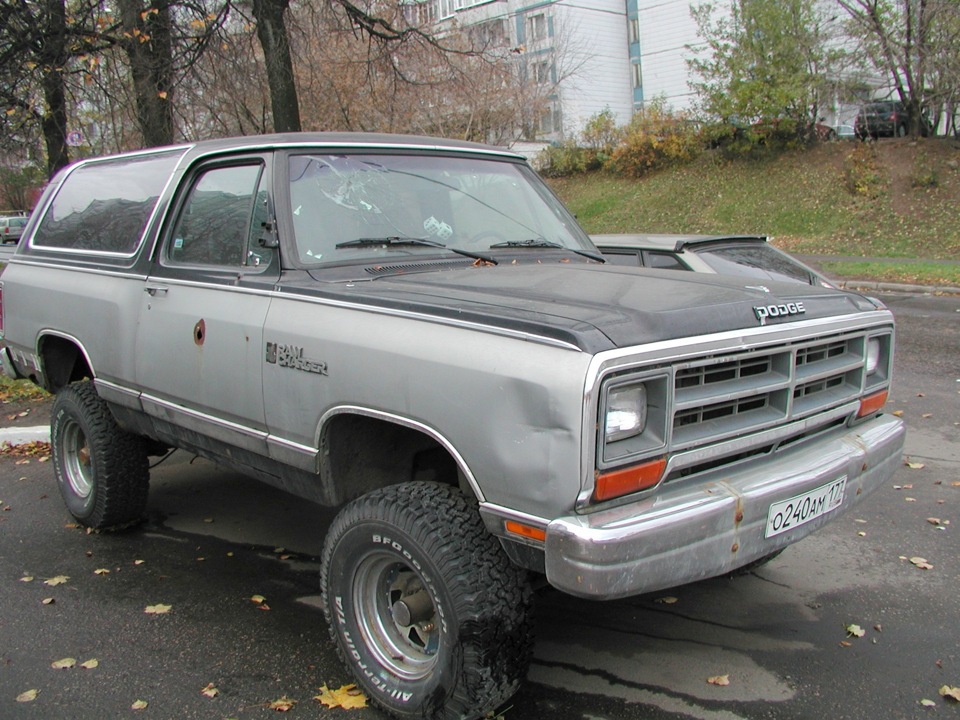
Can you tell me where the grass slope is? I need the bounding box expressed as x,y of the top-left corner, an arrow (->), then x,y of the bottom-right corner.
548,138 -> 960,272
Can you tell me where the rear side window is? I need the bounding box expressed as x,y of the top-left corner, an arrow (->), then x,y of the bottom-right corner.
694,244 -> 813,284
32,151 -> 182,254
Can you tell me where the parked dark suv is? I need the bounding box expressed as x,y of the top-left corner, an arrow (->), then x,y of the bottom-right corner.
855,101 -> 908,139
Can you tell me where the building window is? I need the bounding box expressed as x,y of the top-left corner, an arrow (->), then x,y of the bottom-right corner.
528,13 -> 547,42
533,61 -> 551,85
631,62 -> 642,89
629,17 -> 639,44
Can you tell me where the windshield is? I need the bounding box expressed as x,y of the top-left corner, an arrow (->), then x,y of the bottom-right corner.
693,244 -> 815,285
286,153 -> 594,265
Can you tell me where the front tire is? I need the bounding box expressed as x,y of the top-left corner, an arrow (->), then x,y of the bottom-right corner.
321,482 -> 534,720
51,381 -> 149,529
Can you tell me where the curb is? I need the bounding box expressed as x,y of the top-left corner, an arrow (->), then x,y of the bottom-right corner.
0,425 -> 51,447
835,280 -> 960,295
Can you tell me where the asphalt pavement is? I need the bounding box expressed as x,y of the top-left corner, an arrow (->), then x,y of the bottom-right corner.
1,290 -> 958,720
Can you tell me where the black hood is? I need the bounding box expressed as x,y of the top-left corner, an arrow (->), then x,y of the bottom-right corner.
290,262 -> 873,354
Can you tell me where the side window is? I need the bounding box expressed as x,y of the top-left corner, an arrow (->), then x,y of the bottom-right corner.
642,251 -> 687,271
600,250 -> 641,266
168,164 -> 265,268
32,151 -> 182,254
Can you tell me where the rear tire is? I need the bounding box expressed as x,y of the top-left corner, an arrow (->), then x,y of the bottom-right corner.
51,381 -> 149,529
321,482 -> 534,720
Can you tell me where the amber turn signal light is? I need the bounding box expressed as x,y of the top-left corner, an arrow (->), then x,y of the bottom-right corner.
504,520 -> 547,543
857,389 -> 888,418
594,457 -> 667,502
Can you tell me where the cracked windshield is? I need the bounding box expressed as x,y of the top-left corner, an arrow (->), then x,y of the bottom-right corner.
287,153 -> 593,265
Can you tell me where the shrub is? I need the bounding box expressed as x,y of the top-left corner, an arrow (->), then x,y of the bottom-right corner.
605,101 -> 702,178
538,142 -> 600,177
843,142 -> 885,198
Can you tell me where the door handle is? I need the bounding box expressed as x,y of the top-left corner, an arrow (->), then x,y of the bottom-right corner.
145,285 -> 169,297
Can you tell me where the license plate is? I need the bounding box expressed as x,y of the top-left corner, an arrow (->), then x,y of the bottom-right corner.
765,476 -> 847,538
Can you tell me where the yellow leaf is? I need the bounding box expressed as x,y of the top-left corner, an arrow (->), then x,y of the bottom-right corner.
706,675 -> 730,686
19,576 -> 33,582
94,568 -> 110,575
906,461 -> 925,470
200,683 -> 219,698
891,410 -> 904,417
654,596 -> 678,604
921,698 -> 936,707
42,598 -> 55,605
250,594 -> 266,604
134,560 -> 145,565
45,575 -> 69,586
80,658 -> 99,669
131,699 -> 148,710
910,557 -> 934,570
16,689 -> 39,702
315,684 -> 369,709
144,603 -> 171,614
845,624 -> 865,638
52,657 -> 76,669
940,685 -> 960,702
269,696 -> 297,711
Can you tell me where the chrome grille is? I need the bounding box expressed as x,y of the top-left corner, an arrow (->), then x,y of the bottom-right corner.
671,333 -> 867,451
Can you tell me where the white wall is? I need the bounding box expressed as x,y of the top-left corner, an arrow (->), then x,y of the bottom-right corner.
636,0 -> 711,111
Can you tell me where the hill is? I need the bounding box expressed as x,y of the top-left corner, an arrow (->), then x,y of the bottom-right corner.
547,137 -> 960,285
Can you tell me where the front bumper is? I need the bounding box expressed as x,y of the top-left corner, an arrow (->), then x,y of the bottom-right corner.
545,413 -> 905,599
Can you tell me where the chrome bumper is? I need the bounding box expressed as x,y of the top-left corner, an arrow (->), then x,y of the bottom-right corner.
0,346 -> 20,380
545,414 -> 905,599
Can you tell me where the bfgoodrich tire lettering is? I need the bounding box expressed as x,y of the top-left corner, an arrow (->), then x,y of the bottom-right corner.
51,381 -> 149,529
321,482 -> 534,720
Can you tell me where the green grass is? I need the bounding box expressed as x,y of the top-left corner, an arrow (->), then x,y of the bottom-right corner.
821,261 -> 960,288
0,374 -> 49,404
549,139 -> 960,262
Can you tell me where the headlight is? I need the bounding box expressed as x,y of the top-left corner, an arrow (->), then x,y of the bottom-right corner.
605,384 -> 647,442
866,337 -> 881,375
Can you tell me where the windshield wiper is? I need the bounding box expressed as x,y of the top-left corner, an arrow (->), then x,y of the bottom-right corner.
489,238 -> 605,263
336,236 -> 446,249
336,236 -> 498,265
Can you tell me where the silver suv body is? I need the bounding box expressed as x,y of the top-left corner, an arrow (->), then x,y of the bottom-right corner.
0,133 -> 905,720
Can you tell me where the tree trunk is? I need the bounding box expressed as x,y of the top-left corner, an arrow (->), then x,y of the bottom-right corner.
40,0 -> 70,176
117,0 -> 175,147
251,0 -> 301,133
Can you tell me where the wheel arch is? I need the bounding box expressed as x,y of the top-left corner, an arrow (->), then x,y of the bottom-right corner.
37,331 -> 95,393
318,406 -> 484,505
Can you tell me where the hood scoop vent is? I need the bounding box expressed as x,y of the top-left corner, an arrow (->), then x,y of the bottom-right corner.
365,259 -> 477,277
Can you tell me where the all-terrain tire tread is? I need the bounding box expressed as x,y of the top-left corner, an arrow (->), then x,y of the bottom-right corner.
321,481 -> 534,720
51,381 -> 149,529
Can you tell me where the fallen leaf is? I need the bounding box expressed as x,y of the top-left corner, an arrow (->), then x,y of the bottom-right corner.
250,595 -> 267,604
846,624 -> 866,638
910,557 -> 934,570
922,413 -> 933,418
269,696 -> 297,711
16,689 -> 39,702
200,683 -> 219,698
892,410 -> 904,417
921,698 -> 936,707
839,640 -> 852,647
654,596 -> 678,604
44,575 -> 69,586
144,604 -> 172,614
41,598 -> 54,605
52,658 -> 76,669
19,576 -> 33,582
706,675 -> 730,686
906,497 -> 917,502
80,658 -> 99,669
203,517 -> 214,523
315,684 -> 369,709
927,518 -> 942,525
940,686 -> 960,702
134,560 -> 145,566
94,568 -> 110,575
131,699 -> 148,710
857,531 -> 866,537
906,462 -> 925,470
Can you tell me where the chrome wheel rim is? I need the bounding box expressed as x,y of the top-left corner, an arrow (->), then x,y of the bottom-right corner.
61,419 -> 94,499
352,553 -> 440,681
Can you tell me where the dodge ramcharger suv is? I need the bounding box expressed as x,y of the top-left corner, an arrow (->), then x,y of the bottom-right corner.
0,133 -> 905,720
